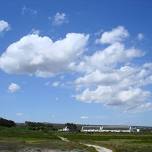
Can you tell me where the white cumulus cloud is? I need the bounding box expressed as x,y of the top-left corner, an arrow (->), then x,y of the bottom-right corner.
8,83 -> 21,93
52,12 -> 68,26
75,61 -> 152,112
52,81 -> 60,87
76,86 -> 152,111
0,20 -> 10,33
71,42 -> 143,74
1,25 -> 152,112
98,26 -> 129,44
0,33 -> 89,77
74,26 -> 152,112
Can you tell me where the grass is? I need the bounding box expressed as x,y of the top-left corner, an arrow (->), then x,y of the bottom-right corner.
0,127 -> 96,152
0,126 -> 58,141
58,132 -> 152,152
0,127 -> 152,152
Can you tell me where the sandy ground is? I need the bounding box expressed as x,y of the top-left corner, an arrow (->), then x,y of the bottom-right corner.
84,144 -> 112,152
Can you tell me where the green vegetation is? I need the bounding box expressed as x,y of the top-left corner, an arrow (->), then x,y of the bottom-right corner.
65,123 -> 78,132
0,118 -> 152,152
0,127 -> 96,152
0,127 -> 152,152
25,121 -> 57,131
0,117 -> 16,127
59,132 -> 152,152
0,126 -> 58,140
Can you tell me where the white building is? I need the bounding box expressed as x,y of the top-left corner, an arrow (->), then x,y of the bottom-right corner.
81,126 -> 102,132
81,125 -> 137,133
101,125 -> 132,133
58,126 -> 69,132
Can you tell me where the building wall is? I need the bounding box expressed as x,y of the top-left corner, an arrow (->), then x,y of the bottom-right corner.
81,126 -> 133,133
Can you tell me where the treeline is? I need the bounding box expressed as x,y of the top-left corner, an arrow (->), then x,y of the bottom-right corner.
65,123 -> 78,132
0,118 -> 79,132
25,121 -> 57,131
0,117 -> 16,127
25,122 -> 79,132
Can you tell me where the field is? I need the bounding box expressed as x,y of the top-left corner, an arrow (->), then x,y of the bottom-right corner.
59,132 -> 152,152
0,127 -> 95,152
0,127 -> 152,152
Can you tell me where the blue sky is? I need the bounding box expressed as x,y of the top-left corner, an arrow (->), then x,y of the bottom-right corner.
0,0 -> 152,126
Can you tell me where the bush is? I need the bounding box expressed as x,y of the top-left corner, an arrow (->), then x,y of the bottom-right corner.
0,117 -> 16,127
25,121 -> 55,131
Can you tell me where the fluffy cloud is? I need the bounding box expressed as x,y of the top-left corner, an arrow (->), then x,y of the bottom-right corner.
71,42 -> 143,73
8,83 -> 21,93
75,64 -> 152,88
0,33 -> 89,77
0,20 -> 10,33
1,25 -> 152,112
52,12 -> 68,26
98,26 -> 129,44
75,26 -> 152,112
52,81 -> 60,87
76,86 -> 152,110
75,64 -> 152,111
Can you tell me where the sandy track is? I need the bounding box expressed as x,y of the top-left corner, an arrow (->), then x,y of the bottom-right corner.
84,143 -> 112,152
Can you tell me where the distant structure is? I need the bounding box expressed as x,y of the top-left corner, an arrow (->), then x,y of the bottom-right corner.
81,126 -> 101,132
53,123 -> 152,133
58,126 -> 69,132
81,125 -> 140,133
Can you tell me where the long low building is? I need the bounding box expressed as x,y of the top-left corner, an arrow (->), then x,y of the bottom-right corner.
81,125 -> 139,133
101,125 -> 132,133
81,126 -> 102,132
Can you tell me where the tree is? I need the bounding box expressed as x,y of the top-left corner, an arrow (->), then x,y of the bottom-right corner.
0,117 -> 16,127
25,121 -> 54,131
66,123 -> 78,132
